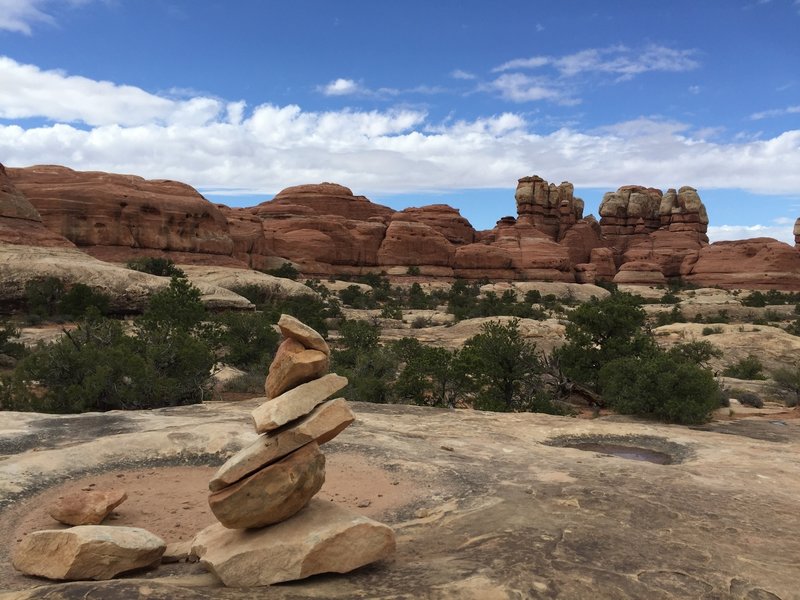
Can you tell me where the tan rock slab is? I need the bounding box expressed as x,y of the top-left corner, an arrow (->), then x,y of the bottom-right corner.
252,373 -> 348,433
12,525 -> 165,581
162,540 -> 195,564
48,489 -> 127,526
265,338 -> 329,399
208,442 -> 325,529
210,398 -> 354,492
278,313 -> 330,355
192,498 -> 396,586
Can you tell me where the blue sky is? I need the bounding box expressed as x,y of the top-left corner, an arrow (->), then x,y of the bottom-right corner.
0,0 -> 799,242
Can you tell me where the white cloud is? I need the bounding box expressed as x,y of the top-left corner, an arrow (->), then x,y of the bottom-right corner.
707,224 -> 795,245
0,0 -> 93,34
450,69 -> 476,80
0,57 -> 799,209
486,73 -> 574,104
0,0 -> 54,33
750,105 -> 800,120
0,56 -> 223,126
320,78 -> 362,96
493,45 -> 699,80
493,56 -> 550,73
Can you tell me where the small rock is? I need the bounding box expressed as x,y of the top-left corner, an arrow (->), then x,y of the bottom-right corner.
48,489 -> 127,526
278,314 -> 330,355
252,373 -> 348,433
266,338 -> 329,399
12,526 -> 165,581
162,540 -> 193,564
192,499 -> 395,586
210,398 -> 354,492
357,499 -> 371,508
208,442 -> 325,529
440,445 -> 454,452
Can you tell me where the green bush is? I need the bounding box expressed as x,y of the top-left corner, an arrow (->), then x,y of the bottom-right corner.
213,311 -> 279,370
126,257 -> 185,278
0,320 -> 26,361
555,292 -> 653,390
24,278 -> 111,321
25,277 -> 65,319
599,351 -> 720,424
702,326 -> 723,336
263,262 -> 300,280
406,266 -> 421,276
722,355 -> 767,380
59,284 -> 111,318
6,278 -> 215,413
772,366 -> 800,407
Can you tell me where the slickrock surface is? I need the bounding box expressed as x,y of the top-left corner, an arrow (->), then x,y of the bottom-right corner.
193,499 -> 396,586
48,489 -> 127,526
251,374 -> 348,433
0,244 -> 253,313
11,526 -> 165,581
208,443 -> 325,529
1,401 -> 799,598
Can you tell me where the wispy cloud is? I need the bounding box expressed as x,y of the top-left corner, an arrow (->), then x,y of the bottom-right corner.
493,45 -> 699,81
750,105 -> 800,120
317,77 -> 445,99
450,69 -> 476,80
0,0 -> 94,34
486,73 -> 576,104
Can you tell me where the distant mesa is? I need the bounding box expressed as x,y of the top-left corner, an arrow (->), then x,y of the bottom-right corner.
2,162 -> 800,289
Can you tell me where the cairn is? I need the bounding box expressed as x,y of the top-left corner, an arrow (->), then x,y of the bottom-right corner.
191,314 -> 396,587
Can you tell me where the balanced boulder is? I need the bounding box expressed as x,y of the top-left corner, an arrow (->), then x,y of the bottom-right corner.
210,398 -> 354,492
208,442 -> 325,529
278,313 -> 330,355
193,499 -> 396,587
252,373 -> 348,433
266,338 -> 329,399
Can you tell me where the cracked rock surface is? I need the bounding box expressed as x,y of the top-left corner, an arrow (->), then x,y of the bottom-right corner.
1,401 -> 799,599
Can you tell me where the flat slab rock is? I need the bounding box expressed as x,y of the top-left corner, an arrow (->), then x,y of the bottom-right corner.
251,373 -> 347,433
12,525 -> 165,581
210,398 -> 354,492
208,442 -> 325,529
48,488 -> 127,526
265,338 -> 329,399
193,499 -> 396,587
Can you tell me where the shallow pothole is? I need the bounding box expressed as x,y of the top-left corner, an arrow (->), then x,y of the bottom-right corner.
545,434 -> 692,465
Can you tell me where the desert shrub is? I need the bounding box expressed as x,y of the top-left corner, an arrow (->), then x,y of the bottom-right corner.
59,284 -> 111,318
786,319 -> 800,336
392,338 -> 464,408
338,285 -> 377,309
456,319 -> 545,412
263,262 -> 300,280
380,303 -> 403,320
406,283 -> 434,310
722,355 -> 767,380
705,310 -> 731,324
555,292 -> 654,390
25,277 -> 65,319
406,266 -> 421,276
741,291 -> 767,307
126,257 -> 185,278
260,295 -> 337,337
331,320 -> 397,404
0,320 -> 26,361
731,391 -> 764,408
654,305 -> 683,327
660,291 -> 680,304
599,351 -> 720,424
411,315 -> 431,329
213,311 -> 280,370
669,340 -> 722,368
220,369 -> 265,395
6,278 -> 215,413
702,326 -> 723,336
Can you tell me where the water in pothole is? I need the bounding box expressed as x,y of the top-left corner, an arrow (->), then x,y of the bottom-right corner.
565,442 -> 672,464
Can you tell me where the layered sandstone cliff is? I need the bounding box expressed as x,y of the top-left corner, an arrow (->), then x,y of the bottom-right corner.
3,162 -> 799,289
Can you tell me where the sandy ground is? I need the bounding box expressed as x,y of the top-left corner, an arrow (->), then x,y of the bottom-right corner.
0,452 -> 419,591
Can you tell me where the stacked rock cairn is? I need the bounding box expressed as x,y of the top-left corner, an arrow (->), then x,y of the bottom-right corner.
191,314 -> 396,587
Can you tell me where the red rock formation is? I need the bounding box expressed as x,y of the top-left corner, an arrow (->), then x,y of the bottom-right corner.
599,185 -> 709,257
612,261 -> 667,285
391,205 -> 475,245
254,183 -> 393,221
681,238 -> 800,289
377,220 -> 455,268
622,230 -> 704,279
0,163 -> 74,247
794,218 -> 800,250
7,165 -> 237,264
515,176 -> 584,241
